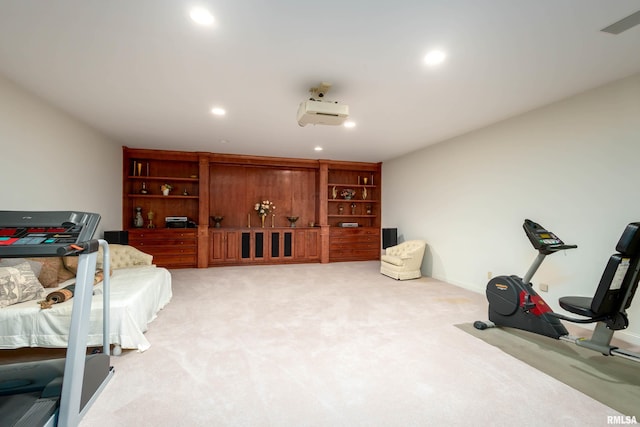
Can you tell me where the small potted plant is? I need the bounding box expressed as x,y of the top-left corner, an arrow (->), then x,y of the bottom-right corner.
340,188 -> 356,200
161,184 -> 172,196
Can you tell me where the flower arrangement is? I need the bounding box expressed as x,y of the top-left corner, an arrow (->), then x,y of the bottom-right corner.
340,188 -> 356,199
254,200 -> 275,217
161,184 -> 173,192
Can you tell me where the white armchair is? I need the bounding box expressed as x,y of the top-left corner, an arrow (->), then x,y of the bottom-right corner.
380,240 -> 427,280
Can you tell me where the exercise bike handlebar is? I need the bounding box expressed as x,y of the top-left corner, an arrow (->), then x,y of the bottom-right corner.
547,244 -> 578,252
521,220 -> 577,283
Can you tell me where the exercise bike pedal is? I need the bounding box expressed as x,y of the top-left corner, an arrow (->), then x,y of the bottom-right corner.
473,320 -> 495,330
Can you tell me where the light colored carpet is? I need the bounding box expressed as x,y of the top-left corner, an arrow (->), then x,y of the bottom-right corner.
456,323 -> 640,418
76,261 -> 630,426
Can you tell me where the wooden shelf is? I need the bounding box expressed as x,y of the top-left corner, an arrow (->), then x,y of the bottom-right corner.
328,199 -> 378,203
328,183 -> 376,188
127,194 -> 199,199
128,176 -> 198,182
328,215 -> 376,218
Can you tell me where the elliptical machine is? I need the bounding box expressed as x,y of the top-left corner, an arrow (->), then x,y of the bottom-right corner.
474,219 -> 640,363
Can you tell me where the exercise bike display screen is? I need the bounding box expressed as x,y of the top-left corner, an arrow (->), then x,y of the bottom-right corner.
524,220 -> 562,247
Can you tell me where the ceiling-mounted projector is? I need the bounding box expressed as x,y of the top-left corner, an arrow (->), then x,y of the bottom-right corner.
297,82 -> 349,127
297,100 -> 349,127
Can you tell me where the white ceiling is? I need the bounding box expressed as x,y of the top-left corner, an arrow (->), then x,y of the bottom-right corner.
0,1 -> 639,163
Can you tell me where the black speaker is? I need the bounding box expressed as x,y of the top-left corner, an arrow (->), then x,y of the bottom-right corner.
382,228 -> 397,249
103,230 -> 128,245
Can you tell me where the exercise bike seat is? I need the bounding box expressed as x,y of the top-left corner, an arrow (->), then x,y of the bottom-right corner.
556,223 -> 640,329
559,296 -> 595,317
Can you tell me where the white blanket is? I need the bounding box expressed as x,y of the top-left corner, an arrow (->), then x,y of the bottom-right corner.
0,265 -> 172,352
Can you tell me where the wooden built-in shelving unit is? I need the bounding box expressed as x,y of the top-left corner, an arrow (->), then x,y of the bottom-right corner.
122,147 -> 381,268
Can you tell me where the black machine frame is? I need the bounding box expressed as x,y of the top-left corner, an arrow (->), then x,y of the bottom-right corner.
0,210 -> 114,427
475,219 -> 640,363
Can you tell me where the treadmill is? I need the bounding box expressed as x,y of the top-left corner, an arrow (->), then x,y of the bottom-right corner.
0,211 -> 114,427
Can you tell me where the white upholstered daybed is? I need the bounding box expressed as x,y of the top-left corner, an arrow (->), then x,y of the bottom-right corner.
0,244 -> 172,353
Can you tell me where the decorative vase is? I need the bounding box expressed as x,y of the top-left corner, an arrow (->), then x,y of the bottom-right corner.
140,182 -> 148,194
362,187 -> 367,200
338,205 -> 344,215
363,177 -> 368,185
287,216 -> 299,228
162,188 -> 170,196
211,216 -> 224,228
332,186 -> 337,199
134,207 -> 144,228
261,215 -> 265,228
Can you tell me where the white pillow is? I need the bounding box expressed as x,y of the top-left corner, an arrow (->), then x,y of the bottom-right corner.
0,261 -> 46,308
0,257 -> 43,277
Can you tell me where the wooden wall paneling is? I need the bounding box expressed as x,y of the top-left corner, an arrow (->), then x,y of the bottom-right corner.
245,167 -> 285,228
288,169 -> 316,228
275,170 -> 294,227
258,168 -> 290,228
210,164 -> 248,228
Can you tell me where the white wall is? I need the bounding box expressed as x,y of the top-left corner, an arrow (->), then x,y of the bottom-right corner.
382,72 -> 640,345
0,73 -> 122,236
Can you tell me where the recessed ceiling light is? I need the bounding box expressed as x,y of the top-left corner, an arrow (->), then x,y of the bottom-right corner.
343,121 -> 356,129
424,50 -> 446,66
314,146 -> 323,151
220,139 -> 229,144
190,7 -> 214,26
211,107 -> 226,116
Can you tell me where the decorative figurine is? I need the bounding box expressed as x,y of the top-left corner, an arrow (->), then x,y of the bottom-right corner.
147,211 -> 155,228
134,207 -> 144,228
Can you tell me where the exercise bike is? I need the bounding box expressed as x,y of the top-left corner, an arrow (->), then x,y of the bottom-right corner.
474,219 -> 640,363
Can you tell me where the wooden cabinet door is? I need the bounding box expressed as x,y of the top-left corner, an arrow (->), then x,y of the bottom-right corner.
224,230 -> 240,262
210,230 -> 225,263
294,229 -> 320,260
210,229 -> 240,264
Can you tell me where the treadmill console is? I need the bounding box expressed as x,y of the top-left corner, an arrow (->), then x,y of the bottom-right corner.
0,210 -> 100,258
